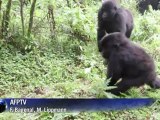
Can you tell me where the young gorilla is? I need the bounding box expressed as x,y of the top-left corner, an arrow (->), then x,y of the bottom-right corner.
97,0 -> 134,52
100,32 -> 160,95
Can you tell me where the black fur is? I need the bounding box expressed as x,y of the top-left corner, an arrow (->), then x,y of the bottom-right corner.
100,32 -> 160,95
97,0 -> 134,52
138,0 -> 160,15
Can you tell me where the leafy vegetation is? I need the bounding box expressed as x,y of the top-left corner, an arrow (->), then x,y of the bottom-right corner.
0,0 -> 160,119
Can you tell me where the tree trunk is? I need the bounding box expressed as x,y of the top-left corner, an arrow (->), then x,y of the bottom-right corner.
47,5 -> 55,38
3,0 -> 12,38
0,0 -> 2,38
20,0 -> 25,36
66,0 -> 70,7
0,0 -> 2,11
27,0 -> 36,37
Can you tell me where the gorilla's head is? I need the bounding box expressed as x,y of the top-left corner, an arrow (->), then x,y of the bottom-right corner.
100,32 -> 129,58
101,0 -> 118,21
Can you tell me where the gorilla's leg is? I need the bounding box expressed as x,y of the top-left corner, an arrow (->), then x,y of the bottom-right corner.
147,77 -> 160,89
106,77 -> 145,95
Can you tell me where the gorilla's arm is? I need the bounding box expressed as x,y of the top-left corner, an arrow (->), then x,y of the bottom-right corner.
107,54 -> 122,86
97,11 -> 106,51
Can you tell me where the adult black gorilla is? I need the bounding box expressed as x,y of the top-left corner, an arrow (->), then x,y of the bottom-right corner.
97,0 -> 134,52
138,0 -> 160,14
100,32 -> 160,95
